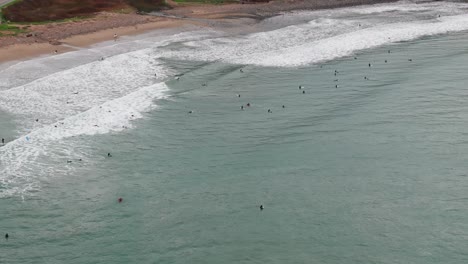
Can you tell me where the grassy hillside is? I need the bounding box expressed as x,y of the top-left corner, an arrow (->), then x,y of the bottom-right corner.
2,0 -> 168,22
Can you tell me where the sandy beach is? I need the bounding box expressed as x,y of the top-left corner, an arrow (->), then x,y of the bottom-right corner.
0,17 -> 190,63
0,0 -> 397,63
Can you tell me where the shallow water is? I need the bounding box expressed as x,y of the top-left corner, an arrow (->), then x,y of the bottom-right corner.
2,1 -> 468,263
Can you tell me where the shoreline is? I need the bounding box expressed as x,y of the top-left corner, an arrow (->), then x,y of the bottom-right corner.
0,14 -> 195,64
0,0 -> 398,64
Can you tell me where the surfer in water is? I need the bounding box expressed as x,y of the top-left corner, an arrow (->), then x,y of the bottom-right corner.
1,138 -> 4,145
260,205 -> 264,210
5,233 -> 8,240
108,153 -> 112,157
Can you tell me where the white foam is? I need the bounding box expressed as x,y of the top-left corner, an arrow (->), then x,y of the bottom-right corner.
0,49 -> 168,129
0,29 -> 218,197
232,14 -> 468,66
0,48 -> 170,198
163,9 -> 468,67
36,82 -> 169,140
0,82 -> 168,197
347,1 -> 468,15
0,29 -> 217,90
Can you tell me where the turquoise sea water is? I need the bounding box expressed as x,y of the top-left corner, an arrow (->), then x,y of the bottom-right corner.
3,1 -> 468,263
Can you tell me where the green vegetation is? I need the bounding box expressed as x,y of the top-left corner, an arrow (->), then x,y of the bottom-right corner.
0,23 -> 26,36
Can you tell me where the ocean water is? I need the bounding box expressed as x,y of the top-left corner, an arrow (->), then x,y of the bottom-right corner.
2,0 -> 468,263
